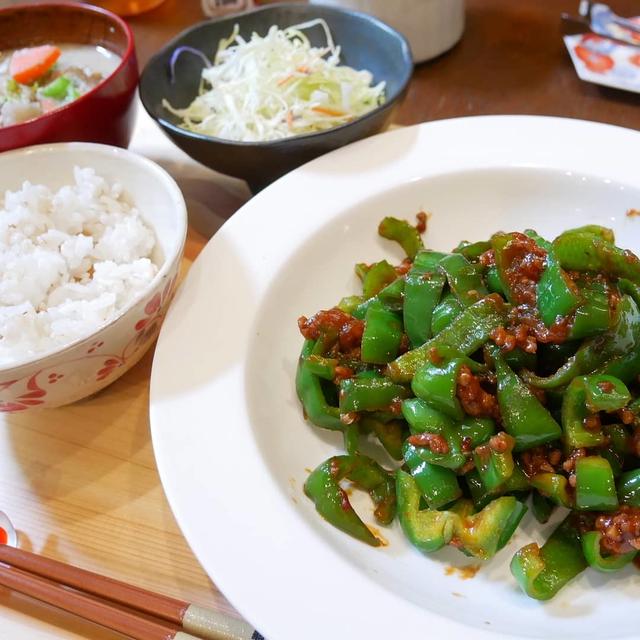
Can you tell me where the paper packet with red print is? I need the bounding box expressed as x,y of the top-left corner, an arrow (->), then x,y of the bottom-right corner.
564,30 -> 640,93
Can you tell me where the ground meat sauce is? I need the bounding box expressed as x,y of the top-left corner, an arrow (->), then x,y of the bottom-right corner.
406,432 -> 450,454
618,408 -> 635,425
334,365 -> 354,382
456,365 -> 501,420
474,433 -> 513,467
506,304 -> 572,346
582,414 -> 602,431
491,325 -> 537,353
562,448 -> 587,474
298,308 -> 364,354
395,258 -> 413,276
500,233 -> 547,306
479,249 -> 495,267
596,506 -> 640,555
415,211 -> 428,234
520,446 -> 564,476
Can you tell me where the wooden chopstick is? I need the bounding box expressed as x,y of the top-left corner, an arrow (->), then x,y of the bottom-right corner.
0,563 -> 197,640
0,544 -> 259,640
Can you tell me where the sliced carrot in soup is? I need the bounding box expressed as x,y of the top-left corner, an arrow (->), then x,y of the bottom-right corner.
10,45 -> 61,84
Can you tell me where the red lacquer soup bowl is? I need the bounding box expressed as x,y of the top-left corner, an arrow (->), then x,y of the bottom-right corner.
0,2 -> 138,151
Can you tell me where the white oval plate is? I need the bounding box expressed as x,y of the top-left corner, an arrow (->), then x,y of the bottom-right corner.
150,116 -> 640,640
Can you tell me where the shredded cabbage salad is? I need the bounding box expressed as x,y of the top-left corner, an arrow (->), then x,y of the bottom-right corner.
163,19 -> 386,142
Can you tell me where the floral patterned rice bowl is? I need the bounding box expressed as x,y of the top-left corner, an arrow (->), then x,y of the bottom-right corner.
0,142 -> 187,411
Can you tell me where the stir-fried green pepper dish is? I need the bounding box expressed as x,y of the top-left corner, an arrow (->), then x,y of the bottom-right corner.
296,217 -> 640,600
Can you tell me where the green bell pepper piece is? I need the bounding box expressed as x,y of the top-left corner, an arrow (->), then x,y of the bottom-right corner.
388,295 -> 506,383
362,260 -> 397,299
531,492 -> 555,524
411,349 -> 484,421
460,416 -> 496,448
397,471 -> 526,558
378,216 -> 424,259
492,348 -> 562,451
581,531 -> 636,572
355,262 -> 370,281
413,250 -> 449,272
402,397 -> 455,434
619,278 -> 640,309
305,455 -> 396,546
403,439 -> 466,474
598,444 -> 624,478
562,375 -> 630,449
525,229 -> 581,327
404,271 -> 446,348
618,469 -> 640,507
466,464 -> 530,509
500,346 -> 537,372
554,230 -> 640,283
569,281 -> 612,340
438,253 -> 489,307
359,416 -> 405,461
401,401 -> 466,470
472,433 -> 516,492
361,303 -> 403,364
296,340 -> 342,430
575,456 -> 618,511
597,351 -> 640,386
302,354 -> 337,380
522,295 -> 640,389
337,295 -> 363,315
453,240 -> 491,261
556,225 -> 615,244
403,449 -> 462,509
354,277 -> 405,319
342,422 -> 359,456
339,375 -> 408,413
584,375 -> 631,411
453,496 -> 527,559
397,470 -> 457,552
377,277 -> 405,310
605,423 -> 629,457
530,473 -> 572,508
485,265 -> 507,296
511,515 -> 587,600
430,291 -> 464,335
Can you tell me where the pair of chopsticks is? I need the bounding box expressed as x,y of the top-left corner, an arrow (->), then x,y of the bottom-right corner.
0,543 -> 261,640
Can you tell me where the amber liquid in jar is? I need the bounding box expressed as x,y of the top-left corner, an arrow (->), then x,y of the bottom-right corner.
87,0 -> 167,17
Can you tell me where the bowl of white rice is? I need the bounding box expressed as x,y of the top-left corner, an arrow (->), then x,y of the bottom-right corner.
0,142 -> 187,411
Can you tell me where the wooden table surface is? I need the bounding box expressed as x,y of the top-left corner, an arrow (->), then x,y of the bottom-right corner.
1,0 -> 639,638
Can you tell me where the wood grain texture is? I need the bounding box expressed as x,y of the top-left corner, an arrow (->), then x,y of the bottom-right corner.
0,104 -> 246,637
0,232 -> 242,640
397,0 -> 640,129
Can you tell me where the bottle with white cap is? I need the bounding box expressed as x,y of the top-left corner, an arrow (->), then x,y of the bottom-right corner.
308,0 -> 465,63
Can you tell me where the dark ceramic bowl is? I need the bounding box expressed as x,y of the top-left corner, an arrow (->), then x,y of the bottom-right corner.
140,3 -> 412,191
0,2 -> 138,152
